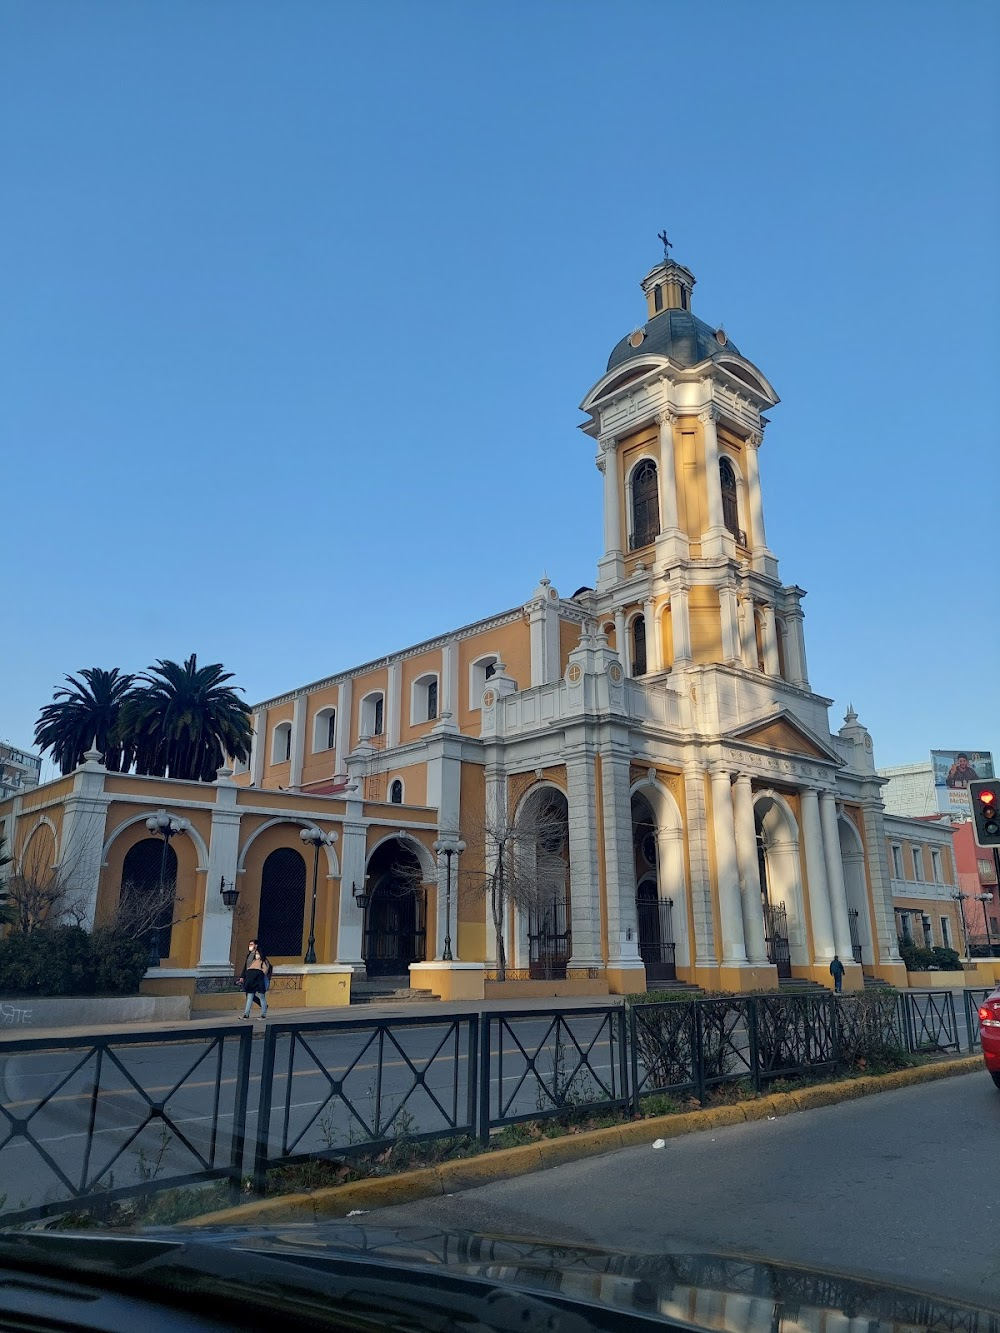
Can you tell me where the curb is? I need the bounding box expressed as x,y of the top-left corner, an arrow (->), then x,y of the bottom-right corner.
186,1054 -> 984,1227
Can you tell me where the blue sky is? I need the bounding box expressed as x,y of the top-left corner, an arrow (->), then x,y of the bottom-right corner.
4,0 -> 998,777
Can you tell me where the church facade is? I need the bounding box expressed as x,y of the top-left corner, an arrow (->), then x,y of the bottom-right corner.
6,250 -> 961,1001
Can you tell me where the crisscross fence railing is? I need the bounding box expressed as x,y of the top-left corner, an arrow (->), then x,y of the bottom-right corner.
0,985 -> 989,1224
479,1007 -> 629,1137
251,1012 -> 479,1191
0,1024 -> 252,1226
963,989 -> 993,1051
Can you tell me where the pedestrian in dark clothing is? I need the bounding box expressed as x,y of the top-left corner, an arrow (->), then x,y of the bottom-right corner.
830,954 -> 845,994
240,939 -> 271,1019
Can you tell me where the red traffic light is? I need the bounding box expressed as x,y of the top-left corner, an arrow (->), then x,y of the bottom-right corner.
978,789 -> 997,806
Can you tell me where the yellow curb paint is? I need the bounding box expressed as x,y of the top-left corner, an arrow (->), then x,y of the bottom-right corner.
186,1056 -> 985,1227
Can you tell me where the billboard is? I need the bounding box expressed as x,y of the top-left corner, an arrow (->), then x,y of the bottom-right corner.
931,749 -> 996,816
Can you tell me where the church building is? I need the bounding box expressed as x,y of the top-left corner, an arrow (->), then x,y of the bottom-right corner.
7,247 -> 967,1005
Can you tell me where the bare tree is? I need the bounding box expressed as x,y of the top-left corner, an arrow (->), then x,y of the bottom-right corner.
457,787 -> 570,981
1,829 -> 91,934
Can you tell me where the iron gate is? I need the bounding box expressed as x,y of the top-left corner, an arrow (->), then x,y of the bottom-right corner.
848,908 -> 863,964
763,901 -> 792,978
363,882 -> 426,977
636,891 -> 677,981
528,898 -> 571,979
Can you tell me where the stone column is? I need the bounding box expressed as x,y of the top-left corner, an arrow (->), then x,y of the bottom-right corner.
250,708 -> 267,786
860,798 -> 902,963
699,406 -> 725,537
657,409 -> 681,535
744,431 -> 768,552
760,604 -> 781,677
387,660 -> 402,749
784,607 -> 809,689
821,791 -> 855,959
613,607 -> 629,674
565,738 -> 603,969
198,771 -> 242,971
58,749 -> 110,932
738,595 -> 757,669
800,787 -> 835,961
336,781 -> 368,968
441,640 -> 457,714
710,768 -> 748,965
670,585 -> 692,664
684,762 -> 716,964
334,680 -> 351,778
732,775 -> 769,964
601,738 -> 644,984
644,597 -> 662,674
719,582 -> 741,665
288,694 -> 307,792
600,437 -> 621,555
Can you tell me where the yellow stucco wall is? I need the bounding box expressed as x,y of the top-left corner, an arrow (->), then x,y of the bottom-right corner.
559,617 -> 581,673
689,585 -> 722,664
259,700 -> 295,788
299,682 -> 341,788
456,620 -> 529,734
398,647 -> 445,746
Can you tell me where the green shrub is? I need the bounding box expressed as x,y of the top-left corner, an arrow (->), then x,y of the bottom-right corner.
931,946 -> 961,971
90,928 -> 150,995
898,943 -> 935,971
0,926 -> 147,997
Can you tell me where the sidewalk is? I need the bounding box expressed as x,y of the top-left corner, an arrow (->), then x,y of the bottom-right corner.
0,992 -> 622,1045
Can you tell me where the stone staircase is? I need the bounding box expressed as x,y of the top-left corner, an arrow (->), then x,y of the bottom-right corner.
350,976 -> 439,1006
646,978 -> 704,996
777,978 -> 828,994
863,975 -> 894,989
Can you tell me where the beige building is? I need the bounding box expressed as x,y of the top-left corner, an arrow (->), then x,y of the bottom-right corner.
6,248 -> 992,1004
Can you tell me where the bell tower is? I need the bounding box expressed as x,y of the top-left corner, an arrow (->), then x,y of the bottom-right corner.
578,242 -> 809,692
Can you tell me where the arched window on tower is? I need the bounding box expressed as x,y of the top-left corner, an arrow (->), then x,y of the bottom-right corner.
775,617 -> 788,680
719,457 -> 742,542
632,615 -> 647,677
630,460 -> 660,550
389,779 -> 403,804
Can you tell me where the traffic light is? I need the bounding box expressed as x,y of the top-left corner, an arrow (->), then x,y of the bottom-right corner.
970,779 -> 1000,847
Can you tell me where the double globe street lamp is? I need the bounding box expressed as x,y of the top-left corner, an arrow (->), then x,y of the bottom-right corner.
432,835 -> 465,962
299,827 -> 336,965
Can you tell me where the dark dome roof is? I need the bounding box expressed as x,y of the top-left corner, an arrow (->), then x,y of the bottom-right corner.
607,309 -> 741,373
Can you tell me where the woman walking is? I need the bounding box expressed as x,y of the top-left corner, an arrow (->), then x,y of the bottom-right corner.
240,939 -> 272,1020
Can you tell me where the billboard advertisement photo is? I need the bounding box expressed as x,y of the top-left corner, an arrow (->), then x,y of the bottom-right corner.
932,750 -> 996,816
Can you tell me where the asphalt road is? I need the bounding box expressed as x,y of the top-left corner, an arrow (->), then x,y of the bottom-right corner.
366,1068 -> 1000,1310
0,1012 -> 619,1216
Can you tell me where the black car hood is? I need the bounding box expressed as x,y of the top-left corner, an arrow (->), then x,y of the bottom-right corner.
0,1222 -> 996,1332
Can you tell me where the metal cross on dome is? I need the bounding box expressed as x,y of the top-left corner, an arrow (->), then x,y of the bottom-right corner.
657,229 -> 673,258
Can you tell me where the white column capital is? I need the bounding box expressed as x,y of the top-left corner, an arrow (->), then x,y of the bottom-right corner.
599,433 -> 619,453
656,407 -> 678,427
746,429 -> 763,449
699,404 -> 722,425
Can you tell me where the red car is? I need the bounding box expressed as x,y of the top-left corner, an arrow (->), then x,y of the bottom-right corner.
978,987 -> 1000,1088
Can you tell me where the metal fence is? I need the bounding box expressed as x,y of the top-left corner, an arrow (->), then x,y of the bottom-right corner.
0,988 -> 988,1224
0,1024 -> 252,1226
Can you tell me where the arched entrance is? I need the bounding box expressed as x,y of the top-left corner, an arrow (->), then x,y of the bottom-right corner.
258,847 -> 307,957
121,838 -> 178,964
363,839 -> 427,977
839,815 -> 871,967
754,795 -> 806,979
631,791 -> 676,981
515,787 -> 571,979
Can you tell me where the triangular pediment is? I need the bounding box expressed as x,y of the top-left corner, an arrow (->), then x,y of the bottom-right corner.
726,710 -> 843,766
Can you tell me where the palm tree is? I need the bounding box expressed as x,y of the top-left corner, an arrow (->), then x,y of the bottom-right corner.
34,667 -> 136,774
121,654 -> 253,782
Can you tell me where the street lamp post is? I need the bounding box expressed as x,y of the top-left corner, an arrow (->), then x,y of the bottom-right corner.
975,892 -> 993,955
432,835 -> 466,962
299,827 -> 334,965
144,811 -> 190,966
952,890 -> 972,958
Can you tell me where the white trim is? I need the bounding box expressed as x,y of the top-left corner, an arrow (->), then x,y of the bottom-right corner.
101,812 -> 211,872
359,690 -> 385,739
365,830 -> 436,881
468,654 -> 500,712
410,672 -> 440,726
312,706 -> 337,754
236,816 -> 340,876
271,721 -> 292,765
